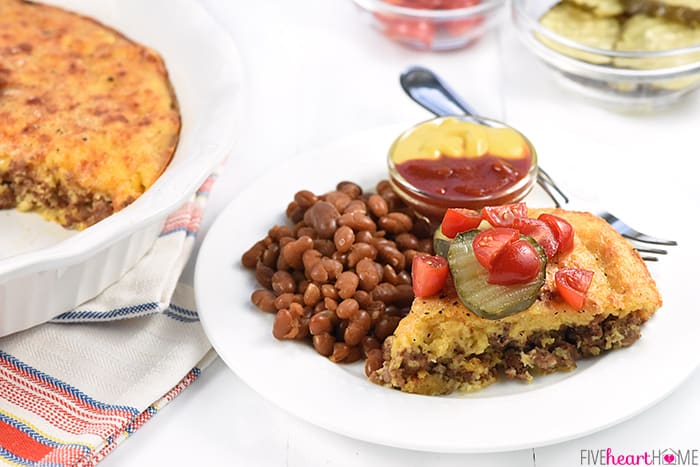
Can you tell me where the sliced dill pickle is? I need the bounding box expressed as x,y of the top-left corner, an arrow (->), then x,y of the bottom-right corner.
433,223 -> 452,258
614,14 -> 700,90
566,0 -> 625,17
447,230 -> 547,320
538,3 -> 620,64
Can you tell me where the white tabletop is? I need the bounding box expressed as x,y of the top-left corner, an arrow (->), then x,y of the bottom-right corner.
103,0 -> 700,465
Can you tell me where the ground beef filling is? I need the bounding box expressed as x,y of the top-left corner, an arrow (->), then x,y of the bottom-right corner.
373,311 -> 645,389
0,163 -> 114,228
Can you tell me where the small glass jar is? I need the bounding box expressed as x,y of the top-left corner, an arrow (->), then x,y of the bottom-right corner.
387,115 -> 539,222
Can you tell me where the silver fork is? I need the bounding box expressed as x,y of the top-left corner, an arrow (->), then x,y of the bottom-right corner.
399,66 -> 677,261
536,168 -> 676,261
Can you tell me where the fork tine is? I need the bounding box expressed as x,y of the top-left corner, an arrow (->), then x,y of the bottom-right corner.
640,255 -> 659,262
634,246 -> 668,255
597,212 -> 678,246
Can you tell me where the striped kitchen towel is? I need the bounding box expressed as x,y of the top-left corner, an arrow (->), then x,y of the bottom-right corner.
0,175 -> 218,466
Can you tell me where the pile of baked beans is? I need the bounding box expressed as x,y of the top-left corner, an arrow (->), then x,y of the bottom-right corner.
241,180 -> 434,375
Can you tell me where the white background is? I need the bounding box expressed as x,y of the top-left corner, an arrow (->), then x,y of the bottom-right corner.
104,0 -> 700,465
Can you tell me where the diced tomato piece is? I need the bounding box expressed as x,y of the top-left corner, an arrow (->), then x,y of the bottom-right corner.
376,13 -> 435,48
538,214 -> 574,256
441,208 -> 482,238
555,268 -> 594,309
472,227 -> 520,271
481,203 -> 528,228
412,255 -> 449,297
488,239 -> 541,285
512,217 -> 558,259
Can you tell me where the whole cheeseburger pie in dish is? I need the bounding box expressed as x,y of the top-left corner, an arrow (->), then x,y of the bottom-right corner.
0,0 -> 180,229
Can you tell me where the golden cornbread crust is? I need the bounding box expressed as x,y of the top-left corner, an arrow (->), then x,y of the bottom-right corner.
0,0 -> 180,229
371,208 -> 662,395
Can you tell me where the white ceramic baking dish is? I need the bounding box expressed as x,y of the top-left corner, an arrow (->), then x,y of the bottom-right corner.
0,0 -> 243,336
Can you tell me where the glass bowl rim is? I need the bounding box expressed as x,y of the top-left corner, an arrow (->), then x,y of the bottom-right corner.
351,0 -> 506,19
512,0 -> 700,58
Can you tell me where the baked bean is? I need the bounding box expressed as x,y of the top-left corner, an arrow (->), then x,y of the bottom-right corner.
303,201 -> 340,239
367,194 -> 388,218
372,282 -> 399,304
308,262 -> 329,283
397,270 -> 412,285
333,225 -> 355,254
375,180 -> 393,197
376,242 -> 405,271
313,239 -> 336,258
367,300 -> 386,314
378,212 -> 413,234
281,235 -> 313,270
395,232 -> 419,251
344,321 -> 366,347
355,230 -> 374,244
395,284 -> 415,308
261,243 -> 280,268
344,199 -> 367,214
354,310 -> 372,333
313,302 -> 326,313
344,346 -> 363,364
353,290 -> 372,309
273,309 -> 298,340
271,271 -> 296,295
294,189 -> 318,208
323,297 -> 338,311
251,289 -> 276,313
347,242 -> 377,268
336,181 -> 362,199
374,316 -> 401,341
255,262 -> 274,289
329,342 -> 351,363
241,240 -> 265,269
295,226 -> 317,239
313,333 -> 335,356
297,279 -> 310,294
286,201 -> 305,223
269,225 -> 294,241
356,258 -> 380,291
338,211 -> 376,232
382,264 -> 399,285
303,283 -> 321,306
403,249 -> 425,267
302,248 -> 322,271
335,271 -> 359,299
321,284 -> 338,300
274,293 -> 301,311
364,348 -> 384,376
325,191 -> 352,213
309,310 -> 336,335
321,258 -> 343,281
417,238 -> 434,254
361,336 -> 381,357
331,251 -> 348,267
336,298 -> 359,319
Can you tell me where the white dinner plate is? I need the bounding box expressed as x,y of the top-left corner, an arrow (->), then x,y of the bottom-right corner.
194,123 -> 699,453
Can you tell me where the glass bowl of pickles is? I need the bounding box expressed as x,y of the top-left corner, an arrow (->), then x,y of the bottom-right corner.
351,0 -> 506,51
511,0 -> 700,110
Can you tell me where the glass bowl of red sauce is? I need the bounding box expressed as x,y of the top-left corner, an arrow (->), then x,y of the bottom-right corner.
387,115 -> 538,221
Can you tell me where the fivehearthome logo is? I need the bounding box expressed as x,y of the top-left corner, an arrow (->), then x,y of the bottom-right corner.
580,449 -> 699,466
